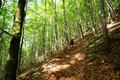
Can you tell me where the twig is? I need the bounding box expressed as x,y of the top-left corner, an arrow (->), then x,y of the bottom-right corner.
0,28 -> 13,36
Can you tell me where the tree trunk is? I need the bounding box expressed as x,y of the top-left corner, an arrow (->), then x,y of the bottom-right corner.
75,0 -> 84,38
0,0 -> 2,9
42,0 -> 46,54
18,28 -> 24,72
54,0 -> 58,41
88,0 -> 96,36
77,21 -> 84,38
99,0 -> 109,50
5,0 -> 26,80
51,0 -> 59,52
62,0 -> 69,44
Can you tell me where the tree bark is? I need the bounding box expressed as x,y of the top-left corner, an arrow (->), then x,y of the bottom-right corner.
53,0 -> 58,41
77,21 -> 84,38
75,0 -> 84,38
5,0 -> 26,80
62,0 -> 69,44
18,28 -> 24,71
99,0 -> 109,50
42,0 -> 46,54
88,0 -> 97,36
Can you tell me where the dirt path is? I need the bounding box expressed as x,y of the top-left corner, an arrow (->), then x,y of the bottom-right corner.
41,42 -> 86,80
17,38 -> 120,80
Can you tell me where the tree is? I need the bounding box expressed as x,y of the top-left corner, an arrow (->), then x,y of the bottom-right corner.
75,0 -> 84,38
0,0 -> 2,9
51,0 -> 58,42
5,0 -> 26,80
62,0 -> 69,44
87,0 -> 96,36
42,0 -> 46,54
99,0 -> 109,50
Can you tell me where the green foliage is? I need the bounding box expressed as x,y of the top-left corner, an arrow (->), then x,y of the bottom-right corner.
0,0 -> 120,78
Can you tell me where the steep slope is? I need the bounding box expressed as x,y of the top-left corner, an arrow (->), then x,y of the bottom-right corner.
17,36 -> 120,80
17,22 -> 120,80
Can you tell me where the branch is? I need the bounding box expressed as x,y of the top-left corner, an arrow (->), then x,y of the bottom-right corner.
0,28 -> 13,36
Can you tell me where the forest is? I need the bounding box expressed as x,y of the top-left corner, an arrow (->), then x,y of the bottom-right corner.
0,0 -> 120,80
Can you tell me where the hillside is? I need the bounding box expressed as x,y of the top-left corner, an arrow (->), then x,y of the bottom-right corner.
17,26 -> 120,80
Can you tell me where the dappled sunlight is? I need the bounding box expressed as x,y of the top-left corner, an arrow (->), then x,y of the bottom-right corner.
43,63 -> 70,73
65,55 -> 70,58
49,58 -> 61,62
107,21 -> 120,30
69,60 -> 76,64
69,53 -> 86,64
2,0 -> 120,80
72,53 -> 85,61
42,50 -> 86,75
17,31 -> 120,80
17,38 -> 89,80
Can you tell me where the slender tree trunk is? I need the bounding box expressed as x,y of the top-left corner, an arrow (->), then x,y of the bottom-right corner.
0,0 -> 2,9
62,0 -> 69,44
99,0 -> 109,50
31,34 -> 36,64
5,0 -> 26,80
54,0 -> 59,52
77,21 -> 84,38
52,0 -> 59,52
0,36 -> 3,66
18,28 -> 24,71
42,0 -> 46,54
88,0 -> 96,36
54,0 -> 58,41
75,0 -> 84,38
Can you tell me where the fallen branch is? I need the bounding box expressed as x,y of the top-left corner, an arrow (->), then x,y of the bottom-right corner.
107,21 -> 120,32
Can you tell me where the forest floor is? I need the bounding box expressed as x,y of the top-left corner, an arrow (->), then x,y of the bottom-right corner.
17,22 -> 120,80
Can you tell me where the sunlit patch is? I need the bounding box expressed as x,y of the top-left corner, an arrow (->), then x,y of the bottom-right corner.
69,53 -> 85,64
66,55 -> 70,58
70,60 -> 75,64
42,63 -> 57,69
43,64 -> 70,73
107,22 -> 120,32
107,22 -> 115,29
49,58 -> 61,62
72,53 -> 85,60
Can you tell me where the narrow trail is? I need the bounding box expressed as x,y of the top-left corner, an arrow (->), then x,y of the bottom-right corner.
17,37 -> 120,80
42,41 -> 86,80
17,40 -> 87,80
